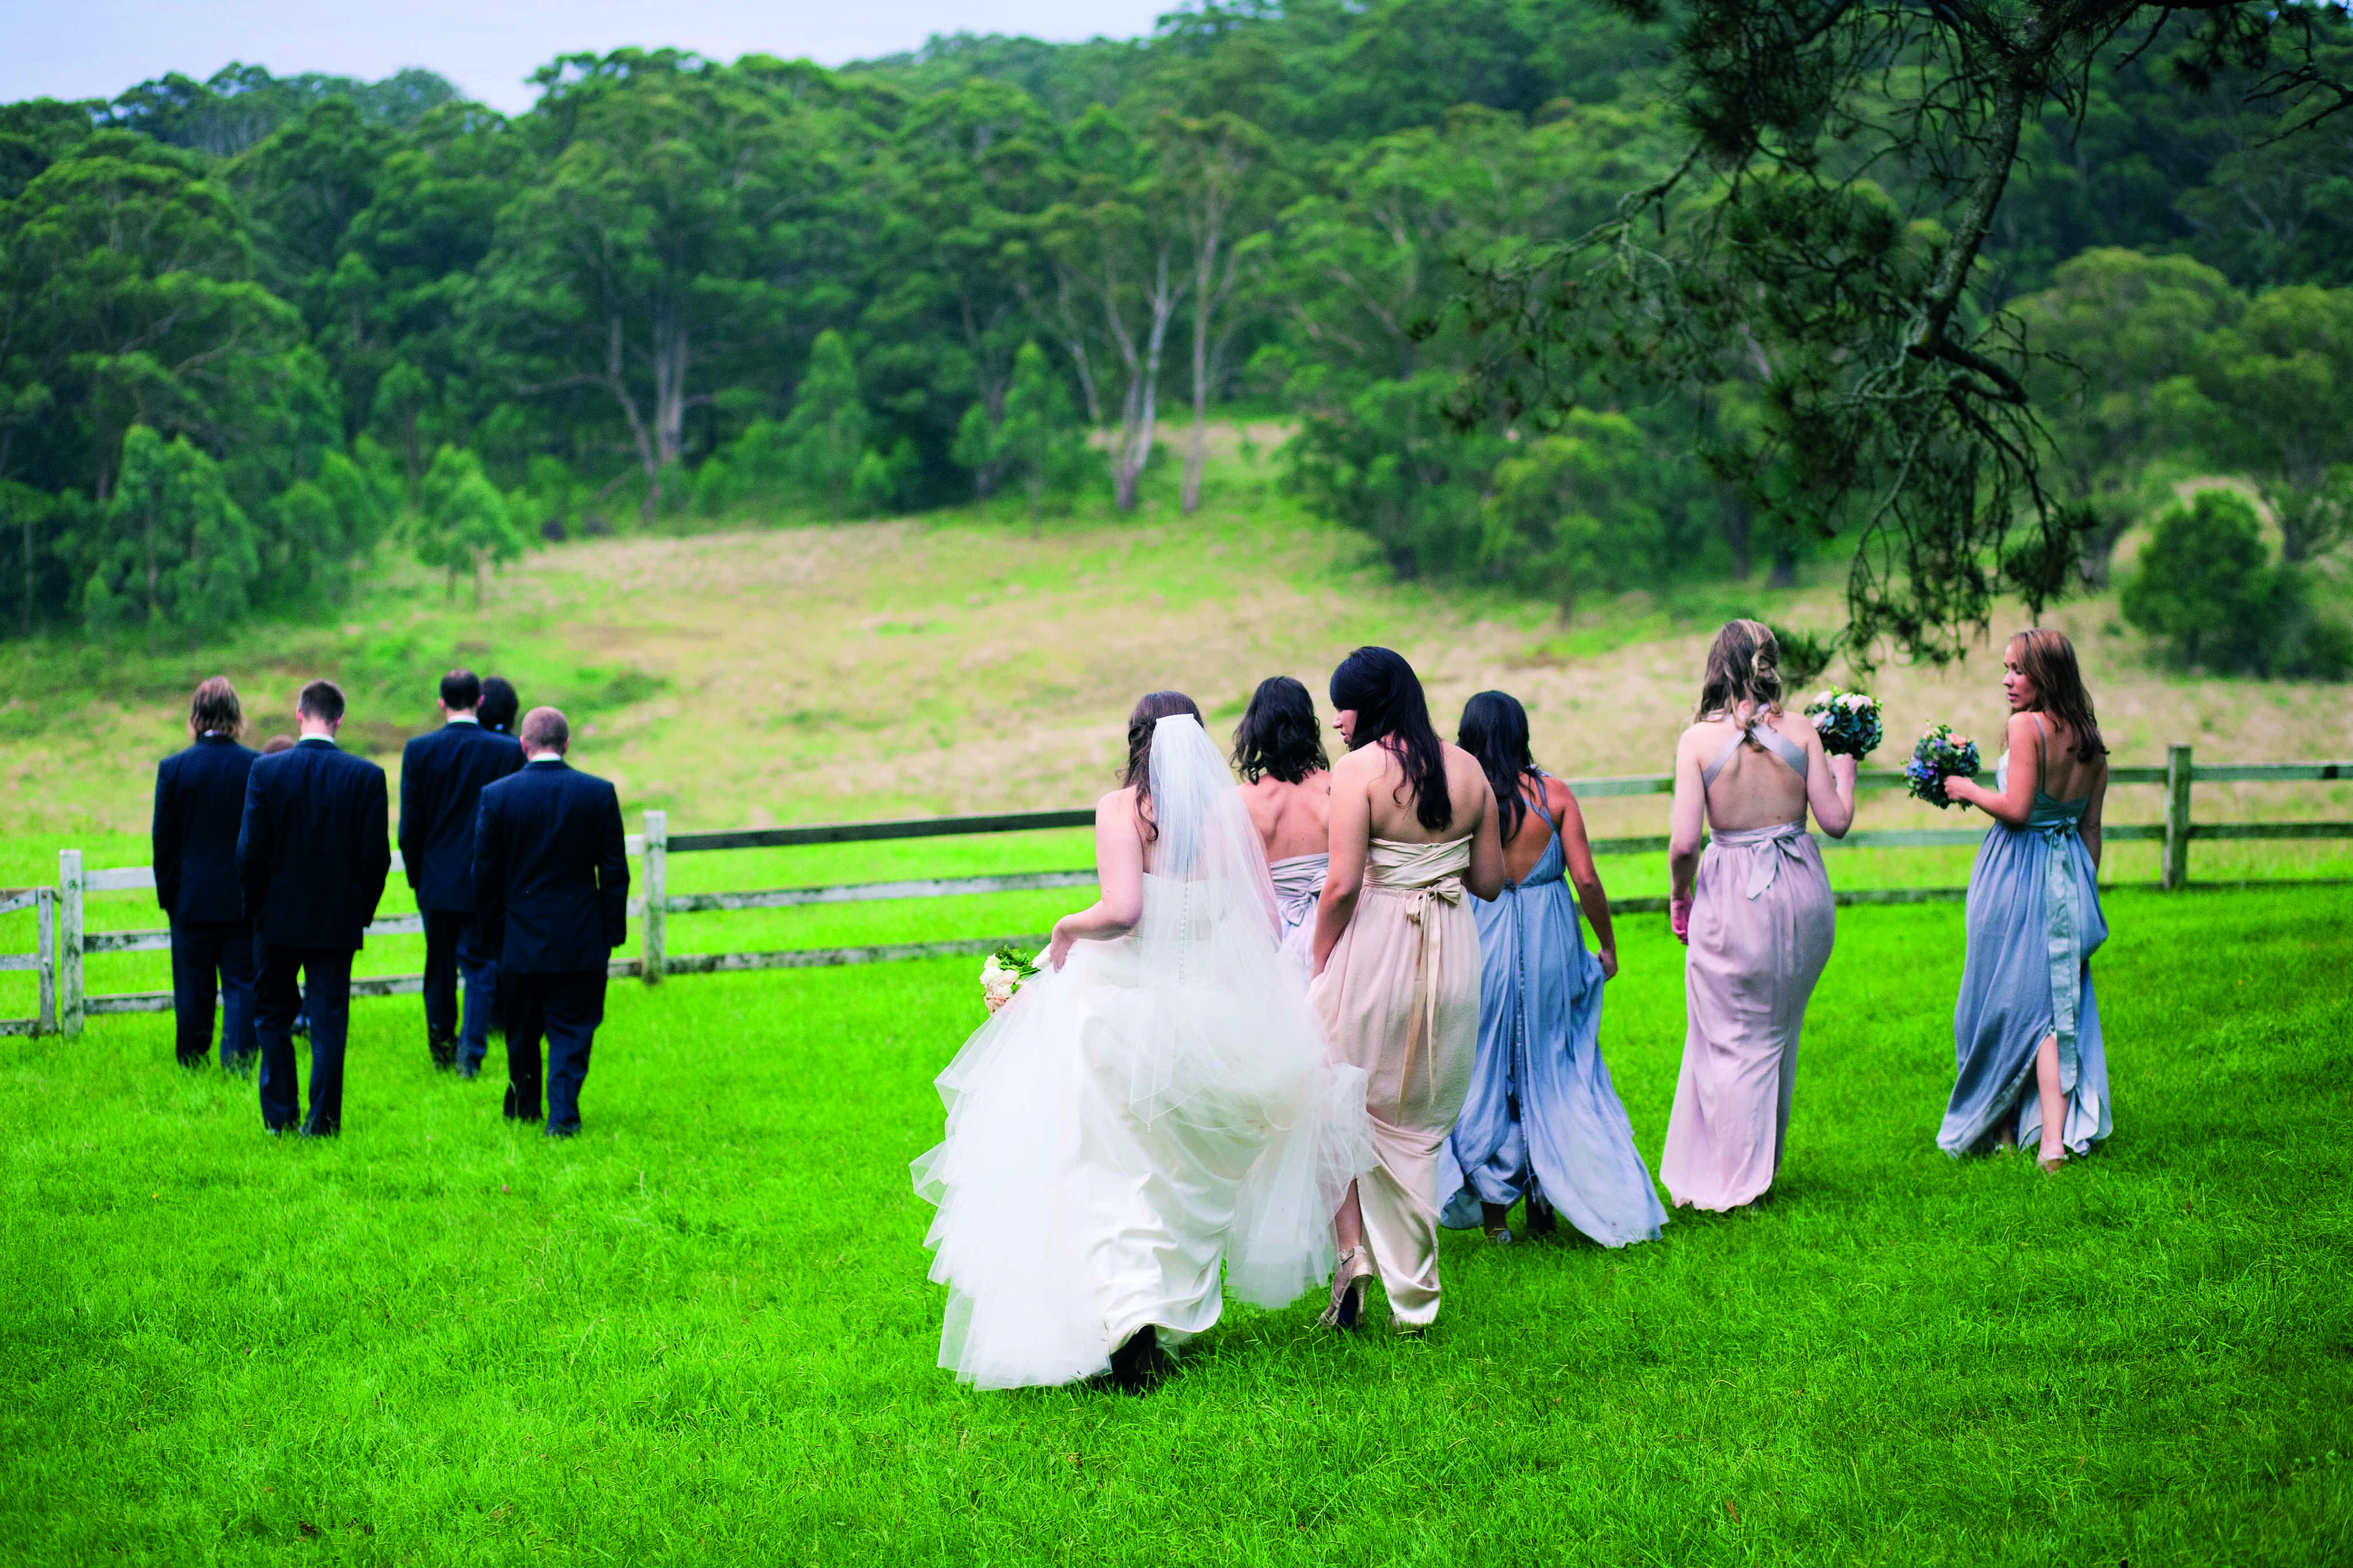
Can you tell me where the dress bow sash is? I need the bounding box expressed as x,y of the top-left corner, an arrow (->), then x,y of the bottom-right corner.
1366,837 -> 1472,1106
1710,820 -> 1812,899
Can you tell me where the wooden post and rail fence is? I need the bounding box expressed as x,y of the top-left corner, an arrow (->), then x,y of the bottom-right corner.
2,745 -> 2347,1038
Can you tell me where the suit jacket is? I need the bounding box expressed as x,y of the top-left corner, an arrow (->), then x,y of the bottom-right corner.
473,759 -> 629,974
236,738 -> 392,951
152,734 -> 259,923
398,720 -> 524,913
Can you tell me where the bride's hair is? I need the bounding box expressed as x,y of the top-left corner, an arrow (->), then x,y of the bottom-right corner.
1694,619 -> 1784,723
1458,690 -> 1539,845
1330,646 -> 1452,832
1124,690 -> 1203,841
1232,675 -> 1328,784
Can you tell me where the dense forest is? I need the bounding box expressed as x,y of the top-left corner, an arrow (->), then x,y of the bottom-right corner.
2,0 -> 2349,671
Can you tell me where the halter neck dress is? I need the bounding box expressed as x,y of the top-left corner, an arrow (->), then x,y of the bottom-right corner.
1440,780 -> 1667,1246
1309,835 -> 1480,1327
1658,719 -> 1837,1211
1938,719 -> 2112,1156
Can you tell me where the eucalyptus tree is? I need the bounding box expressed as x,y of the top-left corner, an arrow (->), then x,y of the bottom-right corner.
466,51 -> 820,519
1456,0 -> 2353,665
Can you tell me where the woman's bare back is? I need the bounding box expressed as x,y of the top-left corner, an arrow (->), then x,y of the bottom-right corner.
1681,710 -> 1814,832
1241,771 -> 1332,862
1345,742 -> 1490,844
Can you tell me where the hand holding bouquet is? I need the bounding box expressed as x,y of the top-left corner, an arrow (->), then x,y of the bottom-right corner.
979,947 -> 1040,1014
1905,724 -> 1982,809
1804,688 -> 1883,759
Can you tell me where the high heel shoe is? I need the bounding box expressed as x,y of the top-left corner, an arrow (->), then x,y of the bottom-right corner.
2038,1149 -> 2066,1175
1322,1246 -> 1374,1331
1109,1326 -> 1158,1393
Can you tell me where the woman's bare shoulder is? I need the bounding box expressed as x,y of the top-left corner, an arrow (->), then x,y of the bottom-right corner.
1096,785 -> 1139,817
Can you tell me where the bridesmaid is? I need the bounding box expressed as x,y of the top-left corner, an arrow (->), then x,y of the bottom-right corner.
1232,675 -> 1333,968
1311,647 -> 1506,1331
1938,629 -> 2112,1169
1659,620 -> 1856,1211
1442,692 -> 1666,1248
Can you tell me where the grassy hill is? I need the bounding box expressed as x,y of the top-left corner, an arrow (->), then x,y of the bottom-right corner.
3,434 -> 2347,865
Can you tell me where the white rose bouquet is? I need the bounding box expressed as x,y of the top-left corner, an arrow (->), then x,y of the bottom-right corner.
979,946 -> 1040,1015
1803,688 -> 1884,759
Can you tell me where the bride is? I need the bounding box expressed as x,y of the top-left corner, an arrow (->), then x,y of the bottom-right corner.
912,692 -> 1372,1391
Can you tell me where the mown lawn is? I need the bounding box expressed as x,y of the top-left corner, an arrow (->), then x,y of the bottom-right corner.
1,888 -> 2348,1565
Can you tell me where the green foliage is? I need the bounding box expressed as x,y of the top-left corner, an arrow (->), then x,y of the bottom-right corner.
779,330 -> 876,520
1481,411 -> 1667,617
2177,283 -> 2353,561
412,445 -> 525,608
956,341 -> 1085,524
76,427 -> 260,650
2120,489 -> 2351,678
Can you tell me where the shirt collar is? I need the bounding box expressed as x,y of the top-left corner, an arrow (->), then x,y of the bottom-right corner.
298,735 -> 337,748
526,754 -> 564,765
447,715 -> 478,725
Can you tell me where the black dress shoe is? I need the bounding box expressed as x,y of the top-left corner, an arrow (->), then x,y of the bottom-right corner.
1109,1326 -> 1159,1394
1525,1195 -> 1558,1237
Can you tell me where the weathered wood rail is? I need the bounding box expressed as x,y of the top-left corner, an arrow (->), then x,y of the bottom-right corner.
4,745 -> 2347,1036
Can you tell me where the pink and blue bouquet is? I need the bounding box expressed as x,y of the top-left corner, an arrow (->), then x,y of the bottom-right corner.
1804,688 -> 1883,758
1905,724 -> 1981,809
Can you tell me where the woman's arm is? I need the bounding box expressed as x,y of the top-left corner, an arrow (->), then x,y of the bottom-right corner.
2079,759 -> 2107,870
1462,754 -> 1507,903
1945,712 -> 2041,828
1667,729 -> 1706,902
1553,779 -> 1617,980
1047,791 -> 1146,968
1802,723 -> 1858,839
1312,756 -> 1372,975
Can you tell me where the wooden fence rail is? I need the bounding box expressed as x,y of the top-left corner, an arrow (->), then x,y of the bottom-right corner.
5,744 -> 2348,1036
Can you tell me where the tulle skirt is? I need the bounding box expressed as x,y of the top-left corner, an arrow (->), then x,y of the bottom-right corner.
912,928 -> 1371,1389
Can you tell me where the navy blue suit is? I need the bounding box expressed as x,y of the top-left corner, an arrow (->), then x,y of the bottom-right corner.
473,758 -> 628,1134
152,733 -> 260,1068
236,737 -> 391,1134
399,719 -> 523,1069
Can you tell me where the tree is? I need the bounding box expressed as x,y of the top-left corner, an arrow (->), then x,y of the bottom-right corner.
2120,486 -> 2349,676
1481,409 -> 1669,620
466,51 -> 810,520
956,340 -> 1085,526
2012,248 -> 2243,576
414,444 -> 524,608
778,330 -> 873,519
1156,108 -> 1276,513
1457,0 -> 2353,665
2176,283 -> 2353,560
78,426 -> 260,651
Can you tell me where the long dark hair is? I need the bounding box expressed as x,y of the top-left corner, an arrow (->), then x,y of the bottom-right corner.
477,676 -> 520,734
1459,691 -> 1540,845
1330,646 -> 1451,832
2008,628 -> 2108,761
1122,690 -> 1203,841
1232,675 -> 1328,784
1694,619 -> 1784,722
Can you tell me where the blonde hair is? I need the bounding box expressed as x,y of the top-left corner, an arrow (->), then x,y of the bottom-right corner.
1694,619 -> 1784,722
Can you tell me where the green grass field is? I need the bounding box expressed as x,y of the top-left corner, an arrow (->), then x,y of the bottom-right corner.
3,886 -> 2347,1565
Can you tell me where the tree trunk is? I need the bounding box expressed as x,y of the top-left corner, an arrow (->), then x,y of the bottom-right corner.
1111,251 -> 1182,513
473,546 -> 488,611
602,316 -> 663,524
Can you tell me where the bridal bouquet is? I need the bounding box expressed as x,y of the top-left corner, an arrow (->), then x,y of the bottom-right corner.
1804,688 -> 1883,758
979,946 -> 1040,1015
1905,724 -> 1982,809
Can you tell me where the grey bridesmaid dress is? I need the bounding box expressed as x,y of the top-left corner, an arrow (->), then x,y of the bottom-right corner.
1938,722 -> 2113,1157
1438,791 -> 1665,1246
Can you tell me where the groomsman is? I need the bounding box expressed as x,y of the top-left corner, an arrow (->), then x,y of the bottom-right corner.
473,706 -> 628,1138
152,677 -> 260,1069
237,679 -> 391,1136
398,669 -> 523,1075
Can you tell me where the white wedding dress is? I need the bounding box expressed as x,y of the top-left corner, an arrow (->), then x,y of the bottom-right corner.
911,715 -> 1372,1389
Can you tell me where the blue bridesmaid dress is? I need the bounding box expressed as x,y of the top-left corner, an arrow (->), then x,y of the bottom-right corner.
1938,728 -> 2113,1157
1438,802 -> 1667,1246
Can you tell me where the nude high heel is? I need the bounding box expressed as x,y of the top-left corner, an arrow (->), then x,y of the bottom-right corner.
1322,1246 -> 1374,1331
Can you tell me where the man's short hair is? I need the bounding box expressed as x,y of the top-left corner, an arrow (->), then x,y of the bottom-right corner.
297,679 -> 346,725
261,736 -> 295,755
189,676 -> 242,736
519,706 -> 569,753
439,668 -> 482,711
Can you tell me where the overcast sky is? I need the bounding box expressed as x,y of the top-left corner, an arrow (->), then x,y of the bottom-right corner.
4,1 -> 1175,114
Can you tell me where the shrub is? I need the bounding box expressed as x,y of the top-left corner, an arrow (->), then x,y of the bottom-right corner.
2121,489 -> 2351,678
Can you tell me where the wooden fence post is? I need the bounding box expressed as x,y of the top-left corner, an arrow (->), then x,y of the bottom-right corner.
36,888 -> 56,1036
58,849 -> 83,1036
642,810 -> 666,985
2163,743 -> 2194,891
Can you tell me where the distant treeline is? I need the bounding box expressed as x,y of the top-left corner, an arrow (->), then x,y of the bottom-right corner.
1,0 -> 2349,653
